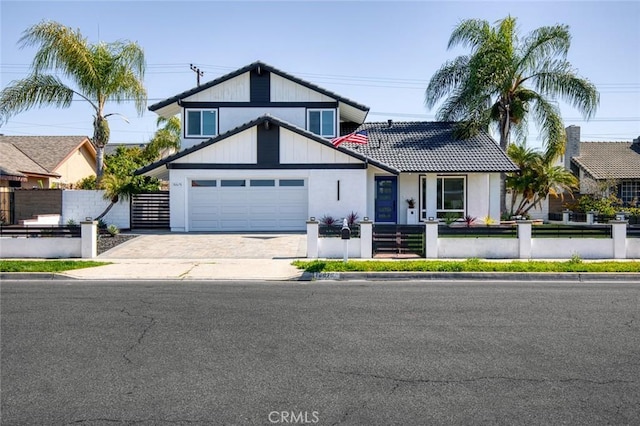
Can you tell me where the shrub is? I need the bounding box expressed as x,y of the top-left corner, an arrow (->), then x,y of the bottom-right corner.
107,224 -> 120,236
66,219 -> 79,227
346,211 -> 359,227
320,215 -> 337,227
464,215 -> 477,227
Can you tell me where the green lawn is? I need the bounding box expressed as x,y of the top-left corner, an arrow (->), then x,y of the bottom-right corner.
0,260 -> 110,273
293,259 -> 640,273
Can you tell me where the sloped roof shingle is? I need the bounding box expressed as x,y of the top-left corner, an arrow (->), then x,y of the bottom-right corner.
572,142 -> 640,180
0,141 -> 59,178
0,135 -> 95,172
340,122 -> 518,172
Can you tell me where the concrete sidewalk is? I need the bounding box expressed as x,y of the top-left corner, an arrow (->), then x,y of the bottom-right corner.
63,258 -> 305,281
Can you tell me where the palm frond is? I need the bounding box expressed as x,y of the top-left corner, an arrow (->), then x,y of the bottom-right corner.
424,56 -> 470,109
0,74 -> 75,122
447,19 -> 491,50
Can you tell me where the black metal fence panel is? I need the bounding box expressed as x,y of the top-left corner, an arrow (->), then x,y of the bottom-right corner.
532,225 -> 611,238
0,225 -> 81,238
319,224 -> 361,238
439,225 -> 518,238
131,192 -> 170,229
373,224 -> 425,257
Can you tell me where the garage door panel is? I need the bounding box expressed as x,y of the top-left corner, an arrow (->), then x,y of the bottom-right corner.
188,178 -> 307,231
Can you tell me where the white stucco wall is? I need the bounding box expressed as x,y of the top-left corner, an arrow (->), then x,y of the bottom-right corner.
628,239 -> 640,259
506,193 -> 549,221
532,238 -> 613,259
62,190 -> 130,229
438,238 -> 519,258
0,237 -> 81,258
318,238 -> 362,258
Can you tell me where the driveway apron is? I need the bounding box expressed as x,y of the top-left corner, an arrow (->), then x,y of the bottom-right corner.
98,233 -> 307,259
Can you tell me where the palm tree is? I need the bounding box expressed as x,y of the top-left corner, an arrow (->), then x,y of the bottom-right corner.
0,20 -> 147,179
425,16 -> 599,211
143,116 -> 181,161
506,143 -> 578,217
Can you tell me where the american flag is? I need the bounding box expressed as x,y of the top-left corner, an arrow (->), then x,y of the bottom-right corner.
331,130 -> 368,147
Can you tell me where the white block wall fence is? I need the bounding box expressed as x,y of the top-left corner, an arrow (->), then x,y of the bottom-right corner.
307,220 -> 638,260
62,190 -> 130,229
0,221 -> 98,259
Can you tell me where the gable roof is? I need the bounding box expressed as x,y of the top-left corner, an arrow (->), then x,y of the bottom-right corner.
572,141 -> 640,180
340,122 -> 519,173
148,60 -> 370,120
0,135 -> 96,172
135,114 -> 398,176
0,141 -> 60,180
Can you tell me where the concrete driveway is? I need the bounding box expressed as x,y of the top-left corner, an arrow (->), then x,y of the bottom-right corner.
98,232 -> 307,259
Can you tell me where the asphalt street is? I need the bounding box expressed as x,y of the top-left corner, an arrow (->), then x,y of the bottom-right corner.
1,280 -> 639,425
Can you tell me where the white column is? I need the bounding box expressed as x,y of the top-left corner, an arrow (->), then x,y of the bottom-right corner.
81,221 -> 97,259
517,220 -> 532,259
360,220 -> 373,259
610,220 -> 627,259
587,211 -> 595,225
425,220 -> 439,259
306,219 -> 319,259
562,210 -> 570,224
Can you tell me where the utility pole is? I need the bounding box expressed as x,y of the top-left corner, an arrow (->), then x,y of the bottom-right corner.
190,64 -> 204,86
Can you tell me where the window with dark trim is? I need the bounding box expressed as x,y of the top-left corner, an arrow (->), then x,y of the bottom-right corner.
250,179 -> 275,187
185,109 -> 218,137
279,179 -> 305,187
307,109 -> 336,138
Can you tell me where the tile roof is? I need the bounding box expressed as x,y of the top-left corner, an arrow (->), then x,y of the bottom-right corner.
572,141 -> 640,179
340,122 -> 519,172
0,141 -> 59,178
0,135 -> 94,172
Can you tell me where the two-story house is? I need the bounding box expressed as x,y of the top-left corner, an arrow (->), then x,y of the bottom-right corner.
137,61 -> 517,232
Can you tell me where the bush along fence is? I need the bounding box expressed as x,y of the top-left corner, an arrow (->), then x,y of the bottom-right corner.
0,221 -> 98,259
307,220 -> 638,260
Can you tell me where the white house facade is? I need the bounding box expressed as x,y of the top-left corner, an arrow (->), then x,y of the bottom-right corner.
138,61 -> 517,232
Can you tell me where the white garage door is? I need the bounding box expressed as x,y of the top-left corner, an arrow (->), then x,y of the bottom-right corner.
188,178 -> 308,231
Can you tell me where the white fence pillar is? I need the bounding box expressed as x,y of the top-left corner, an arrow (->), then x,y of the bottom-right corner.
518,221 -> 532,259
81,221 -> 97,259
562,210 -> 570,224
610,220 -> 627,259
587,211 -> 595,225
360,220 -> 373,259
307,219 -> 319,259
425,220 -> 439,259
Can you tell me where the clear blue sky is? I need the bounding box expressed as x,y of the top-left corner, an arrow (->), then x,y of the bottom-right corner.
1,0 -> 639,149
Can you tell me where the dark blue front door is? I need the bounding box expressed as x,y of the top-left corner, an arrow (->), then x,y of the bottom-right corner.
375,176 -> 397,223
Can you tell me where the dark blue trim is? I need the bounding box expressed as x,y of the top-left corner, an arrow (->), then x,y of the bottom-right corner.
250,67 -> 270,102
179,101 -> 338,108
257,122 -> 279,166
167,163 -> 367,170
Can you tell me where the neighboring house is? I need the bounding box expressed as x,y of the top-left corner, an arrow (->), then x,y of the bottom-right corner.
564,125 -> 640,205
0,135 -> 97,188
138,61 -> 517,232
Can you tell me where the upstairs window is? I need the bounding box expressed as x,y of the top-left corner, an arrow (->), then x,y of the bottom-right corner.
186,109 -> 218,137
307,109 -> 336,138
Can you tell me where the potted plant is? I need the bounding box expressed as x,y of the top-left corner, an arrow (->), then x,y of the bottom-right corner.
406,198 -> 417,224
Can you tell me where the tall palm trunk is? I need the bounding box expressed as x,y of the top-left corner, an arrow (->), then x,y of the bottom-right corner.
93,115 -> 110,180
498,104 -> 511,215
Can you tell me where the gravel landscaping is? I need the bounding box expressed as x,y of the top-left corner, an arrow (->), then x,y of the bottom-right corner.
97,234 -> 139,255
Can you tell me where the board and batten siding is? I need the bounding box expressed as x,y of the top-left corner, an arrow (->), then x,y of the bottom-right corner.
174,128 -> 257,164
279,128 -> 361,164
183,72 -> 250,102
219,107 -> 305,135
270,74 -> 335,103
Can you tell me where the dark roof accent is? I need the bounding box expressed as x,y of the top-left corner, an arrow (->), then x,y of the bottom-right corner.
135,115 -> 398,176
572,141 -> 640,180
339,122 -> 518,172
148,60 -> 370,113
0,135 -> 95,171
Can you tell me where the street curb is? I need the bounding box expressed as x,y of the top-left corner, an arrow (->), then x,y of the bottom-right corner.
1,272 -> 72,280
303,272 -> 640,281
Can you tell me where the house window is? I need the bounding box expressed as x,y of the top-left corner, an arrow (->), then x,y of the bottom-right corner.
221,179 -> 246,187
619,181 -> 640,205
191,180 -> 216,187
186,109 -> 218,137
279,179 -> 305,187
307,109 -> 336,138
436,176 -> 466,219
250,179 -> 275,187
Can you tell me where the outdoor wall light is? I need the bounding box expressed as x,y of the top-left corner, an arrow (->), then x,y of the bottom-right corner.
428,217 -> 434,221
363,216 -> 369,221
310,217 -> 316,221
